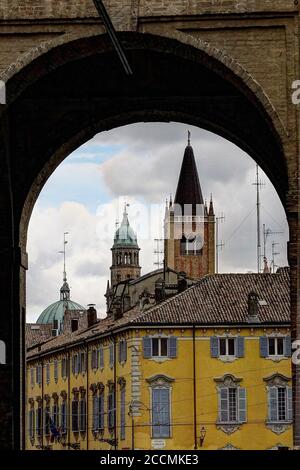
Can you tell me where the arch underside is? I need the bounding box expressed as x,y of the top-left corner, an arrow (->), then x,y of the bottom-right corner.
1,32 -> 287,247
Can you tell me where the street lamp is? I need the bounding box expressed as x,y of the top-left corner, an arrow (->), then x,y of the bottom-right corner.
199,427 -> 206,448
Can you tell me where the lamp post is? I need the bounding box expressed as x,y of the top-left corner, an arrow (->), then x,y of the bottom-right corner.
199,427 -> 206,448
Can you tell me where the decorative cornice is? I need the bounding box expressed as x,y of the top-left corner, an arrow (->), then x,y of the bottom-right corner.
60,390 -> 67,400
214,374 -> 243,386
146,374 -> 174,386
263,373 -> 291,386
52,392 -> 59,403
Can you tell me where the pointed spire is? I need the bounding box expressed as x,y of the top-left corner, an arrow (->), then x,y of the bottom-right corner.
188,130 -> 191,146
209,194 -> 214,216
174,140 -> 204,214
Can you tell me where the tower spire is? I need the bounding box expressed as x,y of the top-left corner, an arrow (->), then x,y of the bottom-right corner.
188,130 -> 191,146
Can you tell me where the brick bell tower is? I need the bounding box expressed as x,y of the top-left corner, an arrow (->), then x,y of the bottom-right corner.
110,204 -> 141,287
164,134 -> 215,279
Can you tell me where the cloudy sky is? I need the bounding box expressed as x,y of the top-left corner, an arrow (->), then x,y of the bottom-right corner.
26,122 -> 289,323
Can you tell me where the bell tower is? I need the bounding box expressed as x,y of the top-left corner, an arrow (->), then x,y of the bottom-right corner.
110,205 -> 141,288
164,134 -> 215,279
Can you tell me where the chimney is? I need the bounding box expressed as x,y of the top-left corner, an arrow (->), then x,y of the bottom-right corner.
177,271 -> 188,293
87,304 -> 97,328
247,291 -> 260,323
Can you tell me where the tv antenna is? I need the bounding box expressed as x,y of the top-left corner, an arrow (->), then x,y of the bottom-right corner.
271,241 -> 280,273
263,224 -> 283,260
252,164 -> 265,273
216,213 -> 225,274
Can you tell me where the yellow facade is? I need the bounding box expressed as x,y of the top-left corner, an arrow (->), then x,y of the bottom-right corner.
26,325 -> 292,451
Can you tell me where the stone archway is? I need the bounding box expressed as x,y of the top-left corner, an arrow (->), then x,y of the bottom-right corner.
0,31 -> 297,449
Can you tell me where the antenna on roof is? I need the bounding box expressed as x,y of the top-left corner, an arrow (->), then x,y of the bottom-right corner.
58,232 -> 69,283
252,164 -> 265,273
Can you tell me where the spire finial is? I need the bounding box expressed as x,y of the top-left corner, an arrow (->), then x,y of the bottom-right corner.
124,201 -> 130,215
188,130 -> 191,146
58,232 -> 70,301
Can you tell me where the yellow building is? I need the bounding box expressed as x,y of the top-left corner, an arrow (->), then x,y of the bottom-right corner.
26,268 -> 292,450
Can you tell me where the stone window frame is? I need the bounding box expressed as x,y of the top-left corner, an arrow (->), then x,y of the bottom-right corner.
146,374 -> 174,440
264,373 -> 293,435
71,387 -> 80,434
214,374 -> 246,435
211,332 -> 244,364
264,332 -> 291,363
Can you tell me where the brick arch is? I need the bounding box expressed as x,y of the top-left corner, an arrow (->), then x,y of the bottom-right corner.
2,30 -> 285,142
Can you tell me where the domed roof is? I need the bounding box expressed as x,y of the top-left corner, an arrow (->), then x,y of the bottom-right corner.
36,299 -> 85,325
113,206 -> 139,248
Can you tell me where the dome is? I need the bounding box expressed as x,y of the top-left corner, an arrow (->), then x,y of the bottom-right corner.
113,207 -> 139,248
36,299 -> 85,325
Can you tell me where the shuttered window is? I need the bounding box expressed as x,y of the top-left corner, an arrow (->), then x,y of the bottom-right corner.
79,399 -> 87,432
72,400 -> 79,432
152,388 -> 171,438
44,406 -> 51,435
52,404 -> 59,428
98,394 -> 105,431
30,368 -> 35,387
92,395 -> 98,431
211,337 -> 244,358
99,347 -> 104,369
118,339 -> 127,363
108,390 -> 115,429
260,336 -> 292,358
54,360 -> 58,381
120,387 -> 126,440
36,407 -> 42,437
28,409 -> 35,439
218,387 -> 247,424
268,386 -> 293,422
46,363 -> 50,384
143,337 -> 177,359
60,402 -> 67,435
92,349 -> 98,370
109,343 -> 114,368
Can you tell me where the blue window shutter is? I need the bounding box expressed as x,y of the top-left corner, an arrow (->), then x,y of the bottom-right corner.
211,337 -> 219,358
109,344 -> 114,367
237,337 -> 245,358
269,387 -> 278,422
287,387 -> 293,421
152,389 -> 160,437
143,336 -> 152,358
118,341 -> 122,363
260,337 -> 268,358
220,388 -> 229,422
284,336 -> 292,357
168,337 -> 177,358
238,388 -> 247,423
160,388 -> 170,437
99,348 -> 104,368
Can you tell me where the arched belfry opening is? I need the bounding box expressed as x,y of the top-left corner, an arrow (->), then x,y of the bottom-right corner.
0,31 -> 296,450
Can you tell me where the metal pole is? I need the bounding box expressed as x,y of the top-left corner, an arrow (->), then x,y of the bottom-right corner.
256,165 -> 261,273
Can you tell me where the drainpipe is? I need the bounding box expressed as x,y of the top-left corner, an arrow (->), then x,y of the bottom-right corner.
193,326 -> 198,450
67,349 -> 70,449
114,334 -> 117,451
86,342 -> 89,450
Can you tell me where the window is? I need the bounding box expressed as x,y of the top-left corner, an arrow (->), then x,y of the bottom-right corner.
91,349 -> 98,369
36,406 -> 42,437
98,393 -> 105,431
44,406 -> 51,435
61,357 -> 68,378
109,343 -> 114,368
92,395 -> 98,431
218,387 -> 247,424
52,403 -> 59,428
260,336 -> 291,358
118,339 -> 127,363
60,401 -> 67,435
54,360 -> 58,381
211,337 -> 244,359
72,354 -> 79,375
99,347 -> 104,369
71,319 -> 78,332
143,336 -> 177,359
28,409 -> 35,439
46,363 -> 50,384
180,234 -> 203,255
120,387 -> 126,440
72,400 -> 79,432
220,338 -> 236,356
152,388 -> 170,438
30,368 -> 35,387
36,365 -> 42,385
79,352 -> 86,373
79,399 -> 86,432
268,386 -> 292,423
108,388 -> 115,430
268,337 -> 284,357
